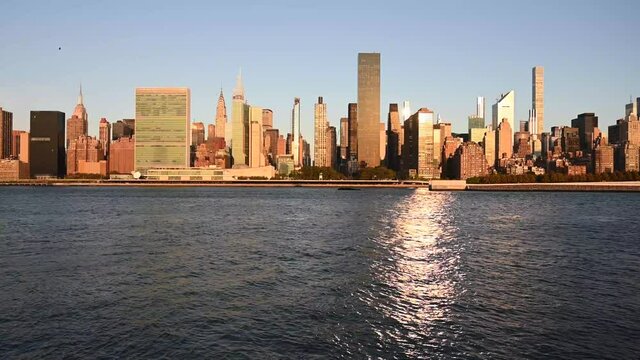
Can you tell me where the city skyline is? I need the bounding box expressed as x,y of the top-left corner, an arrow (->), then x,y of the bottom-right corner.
1,1 -> 638,141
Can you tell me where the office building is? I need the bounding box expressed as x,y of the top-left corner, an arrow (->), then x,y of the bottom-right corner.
483,127 -> 496,168
357,52 -> 381,167
468,116 -> 485,144
314,96 -> 328,167
532,66 -> 544,135
207,124 -> 216,141
403,108 -> 436,179
67,135 -> 104,175
264,128 -> 279,166
615,142 -> 640,172
340,117 -> 349,162
249,106 -> 264,168
135,87 -> 190,172
66,86 -> 88,148
492,90 -> 515,131
232,71 -> 249,166
327,126 -> 337,170
11,130 -> 26,159
191,122 -> 205,147
593,142 -> 614,174
29,111 -> 65,178
0,108 -> 13,159
476,96 -> 485,119
386,104 -> 401,171
215,89 -> 227,140
291,97 -> 301,167
562,127 -> 581,154
571,113 -> 598,153
348,103 -> 358,160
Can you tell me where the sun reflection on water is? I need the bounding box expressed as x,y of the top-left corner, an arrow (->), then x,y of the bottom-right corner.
364,190 -> 464,353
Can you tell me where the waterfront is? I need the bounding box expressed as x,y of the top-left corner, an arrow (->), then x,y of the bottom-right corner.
0,187 -> 639,358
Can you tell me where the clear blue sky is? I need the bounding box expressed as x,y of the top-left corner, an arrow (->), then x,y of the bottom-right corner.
1,0 -> 638,141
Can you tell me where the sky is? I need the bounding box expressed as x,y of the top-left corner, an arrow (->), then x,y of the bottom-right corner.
1,0 -> 639,143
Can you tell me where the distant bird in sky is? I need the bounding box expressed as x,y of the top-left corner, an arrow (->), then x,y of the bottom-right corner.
58,46 -> 62,50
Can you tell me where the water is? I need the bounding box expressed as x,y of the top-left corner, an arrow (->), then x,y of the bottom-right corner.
0,187 -> 639,359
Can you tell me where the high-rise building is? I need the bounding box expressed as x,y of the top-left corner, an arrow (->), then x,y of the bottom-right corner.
386,104 -> 401,171
532,66 -> 544,135
11,130 -> 26,159
215,89 -> 227,140
264,128 -> 279,166
492,90 -> 515,131
191,122 -> 205,147
327,126 -> 337,170
357,52 -> 381,167
339,117 -> 349,161
109,136 -> 135,174
468,116 -> 485,144
401,101 -> 411,122
562,127 -> 581,154
112,119 -> 135,140
403,108 -> 436,179
348,103 -> 358,160
593,142 -> 614,174
314,96 -> 328,167
0,108 -> 13,159
66,85 -> 88,148
277,135 -> 286,157
29,111 -> 65,178
495,118 -> 513,162
571,113 -> 598,153
67,135 -> 104,175
135,88 -> 190,172
291,97 -> 301,167
207,124 -> 216,141
615,142 -> 639,172
99,118 -> 110,157
482,127 -> 496,168
379,122 -> 386,162
451,142 -> 488,180
232,71 -> 249,166
476,96 -> 485,119
262,109 -> 273,130
249,106 -> 264,168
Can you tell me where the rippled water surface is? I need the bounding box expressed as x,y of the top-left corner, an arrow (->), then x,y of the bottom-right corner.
1,187 -> 639,358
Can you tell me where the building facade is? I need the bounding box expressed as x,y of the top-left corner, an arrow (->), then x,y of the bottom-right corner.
215,89 -> 227,140
135,88 -> 190,172
314,97 -> 328,167
357,53 -> 381,167
0,108 -> 13,159
291,97 -> 301,167
532,66 -> 544,135
492,90 -> 515,131
66,86 -> 88,148
30,111 -> 66,178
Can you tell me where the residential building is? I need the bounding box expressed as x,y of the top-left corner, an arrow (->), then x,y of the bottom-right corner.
357,52 -> 381,167
314,96 -> 328,167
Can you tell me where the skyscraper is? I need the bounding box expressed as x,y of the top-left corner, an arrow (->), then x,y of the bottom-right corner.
249,106 -> 264,168
191,122 -> 205,147
357,52 -> 381,167
403,108 -> 436,179
476,96 -> 485,119
327,126 -> 337,170
112,119 -> 135,140
66,85 -> 88,148
571,113 -> 599,153
291,97 -> 301,167
30,111 -> 65,178
483,127 -> 496,167
215,89 -> 227,140
348,103 -> 358,160
99,118 -> 110,158
135,87 -> 190,172
0,108 -> 13,159
339,117 -> 349,161
232,71 -> 249,166
386,103 -> 401,171
496,118 -> 513,163
314,96 -> 328,167
492,90 -> 515,131
207,124 -> 216,141
532,66 -> 544,135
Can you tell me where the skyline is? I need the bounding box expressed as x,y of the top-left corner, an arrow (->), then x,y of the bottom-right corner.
1,1 -> 639,139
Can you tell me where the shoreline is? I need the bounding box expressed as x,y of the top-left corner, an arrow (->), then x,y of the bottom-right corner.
2,180 -> 640,191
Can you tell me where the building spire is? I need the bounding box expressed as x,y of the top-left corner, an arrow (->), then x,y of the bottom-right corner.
78,83 -> 84,105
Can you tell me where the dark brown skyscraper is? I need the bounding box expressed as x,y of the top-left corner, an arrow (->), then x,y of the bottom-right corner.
0,108 -> 13,159
357,53 -> 380,167
348,103 -> 358,160
30,111 -> 66,178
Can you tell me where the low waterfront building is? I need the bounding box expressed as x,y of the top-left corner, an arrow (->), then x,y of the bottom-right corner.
144,165 -> 276,181
0,159 -> 29,180
276,154 -> 295,176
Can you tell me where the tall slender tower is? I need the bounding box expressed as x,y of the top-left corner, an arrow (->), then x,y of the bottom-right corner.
99,118 -> 110,157
532,66 -> 544,135
492,90 -> 515,131
314,96 -> 328,167
291,98 -> 301,166
66,85 -> 88,148
232,70 -> 248,166
357,53 -> 381,167
476,96 -> 485,119
215,89 -> 227,139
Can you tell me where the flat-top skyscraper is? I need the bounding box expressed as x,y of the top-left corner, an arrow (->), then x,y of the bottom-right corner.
215,89 -> 227,139
135,87 -> 190,172
314,96 -> 328,167
532,66 -> 544,135
66,85 -> 88,148
357,52 -> 381,167
232,70 -> 249,166
30,111 -> 65,178
0,108 -> 13,159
